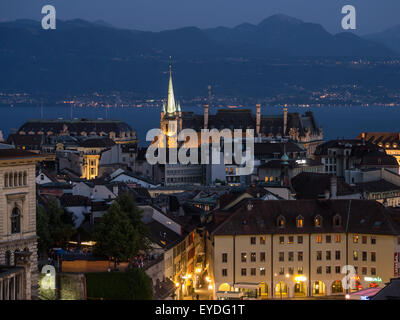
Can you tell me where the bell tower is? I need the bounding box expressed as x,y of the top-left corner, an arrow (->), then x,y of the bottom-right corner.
160,58 -> 181,148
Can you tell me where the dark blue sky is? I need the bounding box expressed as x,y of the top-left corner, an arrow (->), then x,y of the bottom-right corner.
1,0 -> 398,34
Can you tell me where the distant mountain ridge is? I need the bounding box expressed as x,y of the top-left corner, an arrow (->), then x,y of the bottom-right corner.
0,14 -> 398,96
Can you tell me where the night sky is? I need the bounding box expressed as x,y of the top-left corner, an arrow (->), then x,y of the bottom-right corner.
0,0 -> 399,35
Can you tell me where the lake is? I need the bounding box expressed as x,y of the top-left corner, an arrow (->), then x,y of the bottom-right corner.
1,105 -> 399,146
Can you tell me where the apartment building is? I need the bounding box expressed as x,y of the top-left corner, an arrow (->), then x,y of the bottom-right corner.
210,199 -> 400,299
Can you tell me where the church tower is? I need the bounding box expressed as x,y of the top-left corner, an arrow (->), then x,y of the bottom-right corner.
160,59 -> 181,148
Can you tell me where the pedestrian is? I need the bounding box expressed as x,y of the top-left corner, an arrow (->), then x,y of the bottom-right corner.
196,294 -> 199,300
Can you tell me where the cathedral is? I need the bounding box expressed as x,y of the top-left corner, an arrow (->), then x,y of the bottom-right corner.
159,65 -> 183,149
159,65 -> 323,156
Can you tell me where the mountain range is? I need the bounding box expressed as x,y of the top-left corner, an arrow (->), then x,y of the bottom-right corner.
0,14 -> 399,96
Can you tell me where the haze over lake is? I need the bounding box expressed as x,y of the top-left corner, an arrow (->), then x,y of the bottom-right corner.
1,105 -> 399,146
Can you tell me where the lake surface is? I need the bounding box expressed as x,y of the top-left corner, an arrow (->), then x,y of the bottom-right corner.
1,105 -> 399,146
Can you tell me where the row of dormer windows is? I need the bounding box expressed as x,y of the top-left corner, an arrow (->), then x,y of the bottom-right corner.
277,214 -> 342,228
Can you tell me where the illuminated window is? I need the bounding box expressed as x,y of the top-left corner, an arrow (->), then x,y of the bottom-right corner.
241,253 -> 247,263
251,252 -> 256,262
279,236 -> 284,244
296,215 -> 304,228
260,236 -> 266,244
353,250 -> 358,261
297,267 -> 303,274
335,235 -> 341,243
277,216 -> 285,228
260,267 -> 266,276
353,235 -> 359,243
288,236 -> 294,244
316,235 -> 322,244
314,215 -> 323,227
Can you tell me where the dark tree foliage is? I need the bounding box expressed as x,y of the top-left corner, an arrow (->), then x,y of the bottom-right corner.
93,201 -> 139,268
36,197 -> 76,254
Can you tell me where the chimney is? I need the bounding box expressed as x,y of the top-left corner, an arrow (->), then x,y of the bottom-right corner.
204,104 -> 209,129
283,107 -> 288,136
113,184 -> 119,197
256,104 -> 261,136
330,175 -> 337,199
361,132 -> 366,145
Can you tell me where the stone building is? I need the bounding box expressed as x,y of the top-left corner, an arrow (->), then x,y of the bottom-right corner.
16,118 -> 137,145
0,149 -> 43,300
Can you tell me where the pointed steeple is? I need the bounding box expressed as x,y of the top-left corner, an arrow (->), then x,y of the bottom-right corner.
177,101 -> 181,113
167,57 -> 176,114
162,100 -> 166,113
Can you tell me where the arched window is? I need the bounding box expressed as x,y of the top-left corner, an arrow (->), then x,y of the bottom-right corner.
277,215 -> 285,228
4,173 -> 8,187
14,172 -> 18,187
314,215 -> 323,227
296,215 -> 304,228
23,172 -> 27,185
333,214 -> 342,227
11,206 -> 21,234
18,172 -> 22,186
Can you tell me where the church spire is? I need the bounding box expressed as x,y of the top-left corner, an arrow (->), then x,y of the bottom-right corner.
167,57 -> 176,114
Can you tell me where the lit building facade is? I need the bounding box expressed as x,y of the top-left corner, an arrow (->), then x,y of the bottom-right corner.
0,149 -> 43,300
210,199 -> 400,299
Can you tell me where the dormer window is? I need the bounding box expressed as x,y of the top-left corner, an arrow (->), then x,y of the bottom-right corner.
296,215 -> 304,228
333,214 -> 342,227
314,215 -> 322,228
277,216 -> 285,228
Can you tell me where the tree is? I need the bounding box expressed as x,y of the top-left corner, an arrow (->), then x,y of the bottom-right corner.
115,193 -> 150,251
93,202 -> 139,269
36,197 -> 76,255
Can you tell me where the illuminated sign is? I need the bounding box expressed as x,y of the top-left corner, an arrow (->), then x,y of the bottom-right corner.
364,277 -> 382,282
294,276 -> 307,282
